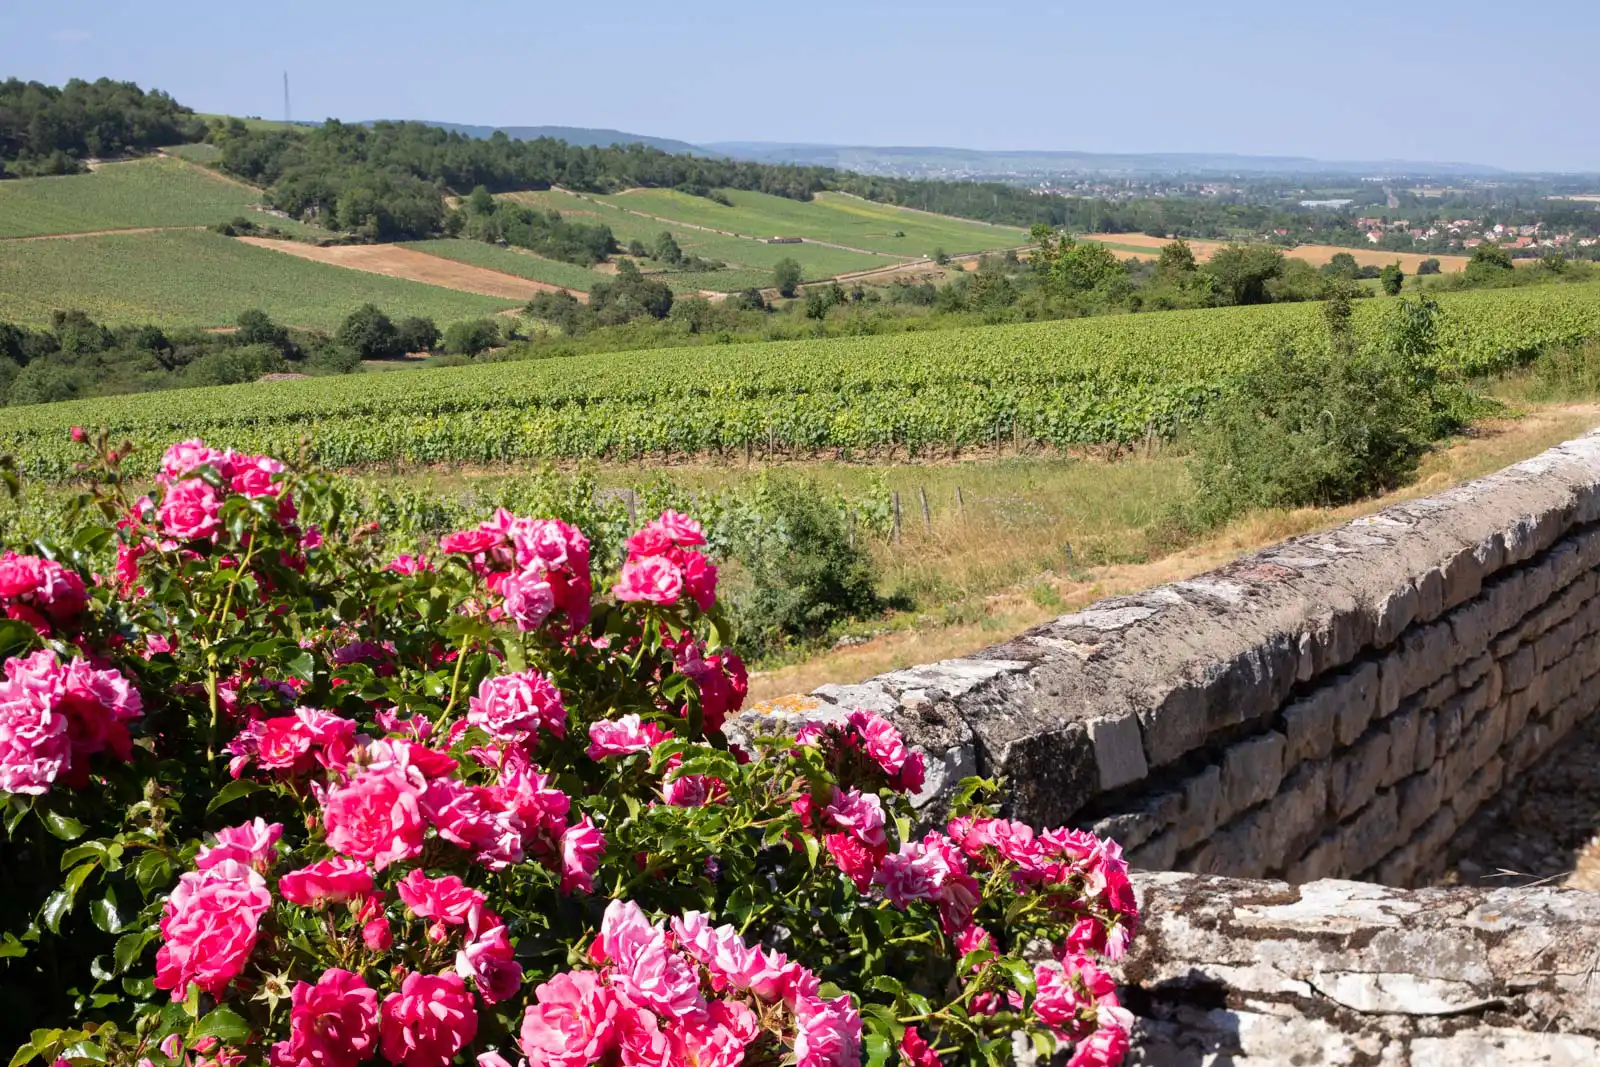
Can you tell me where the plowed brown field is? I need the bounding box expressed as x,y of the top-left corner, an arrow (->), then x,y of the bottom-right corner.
234,239 -> 587,301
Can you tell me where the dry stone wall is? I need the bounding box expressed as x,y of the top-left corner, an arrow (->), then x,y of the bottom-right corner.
739,429 -> 1600,887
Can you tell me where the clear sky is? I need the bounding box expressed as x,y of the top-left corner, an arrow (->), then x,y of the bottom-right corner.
4,0 -> 1598,172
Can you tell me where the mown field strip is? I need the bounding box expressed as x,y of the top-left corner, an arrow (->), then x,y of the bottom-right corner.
234,238 -> 587,301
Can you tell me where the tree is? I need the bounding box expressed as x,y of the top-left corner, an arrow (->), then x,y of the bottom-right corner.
1466,243 -> 1515,283
442,319 -> 501,356
1322,252 -> 1360,280
653,231 -> 684,266
1204,245 -> 1285,305
336,304 -> 403,360
627,239 -> 648,258
1155,239 -> 1198,280
1417,258 -> 1442,276
395,316 -> 441,354
733,288 -> 767,312
933,247 -> 951,266
1379,262 -> 1404,296
773,258 -> 803,298
236,309 -> 290,351
467,185 -> 496,215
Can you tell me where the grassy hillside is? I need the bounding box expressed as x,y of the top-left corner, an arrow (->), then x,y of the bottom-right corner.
0,229 -> 518,329
0,157 -> 266,238
598,188 -> 1027,257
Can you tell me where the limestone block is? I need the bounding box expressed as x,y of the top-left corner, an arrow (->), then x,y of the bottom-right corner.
1220,731 -> 1287,820
1331,728 -> 1391,820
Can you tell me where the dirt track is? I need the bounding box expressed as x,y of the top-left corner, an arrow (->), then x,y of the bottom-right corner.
0,225 -> 207,242
234,239 -> 588,301
1081,233 -> 1472,274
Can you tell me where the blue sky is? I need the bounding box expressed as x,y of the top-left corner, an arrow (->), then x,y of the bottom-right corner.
3,0 -> 1598,172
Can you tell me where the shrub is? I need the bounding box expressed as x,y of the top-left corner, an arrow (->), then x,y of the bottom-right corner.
0,437 -> 1140,1067
441,319 -> 501,357
1184,342 -> 1429,527
710,475 -> 884,657
337,305 -> 404,361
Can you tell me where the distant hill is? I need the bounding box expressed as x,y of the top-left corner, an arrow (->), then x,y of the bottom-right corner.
416,122 -> 707,156
702,142 -> 1507,179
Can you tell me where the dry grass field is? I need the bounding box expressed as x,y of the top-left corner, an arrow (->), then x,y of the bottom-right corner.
234,238 -> 587,300
1080,232 -> 1472,273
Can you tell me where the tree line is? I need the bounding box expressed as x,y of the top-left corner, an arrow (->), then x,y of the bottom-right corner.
0,78 -> 204,177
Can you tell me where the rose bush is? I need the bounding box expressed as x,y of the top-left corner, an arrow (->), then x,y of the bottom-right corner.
0,434 -> 1138,1067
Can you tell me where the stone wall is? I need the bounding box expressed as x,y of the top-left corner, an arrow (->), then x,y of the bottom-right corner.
744,429 -> 1600,887
1118,872 -> 1600,1065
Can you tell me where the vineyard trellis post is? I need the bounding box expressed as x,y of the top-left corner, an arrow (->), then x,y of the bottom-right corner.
955,485 -> 965,522
892,491 -> 902,543
919,487 -> 931,532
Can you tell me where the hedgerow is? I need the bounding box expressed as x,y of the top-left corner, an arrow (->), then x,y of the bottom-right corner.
0,434 -> 1138,1067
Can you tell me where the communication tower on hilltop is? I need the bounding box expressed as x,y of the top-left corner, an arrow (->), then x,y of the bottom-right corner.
283,72 -> 291,124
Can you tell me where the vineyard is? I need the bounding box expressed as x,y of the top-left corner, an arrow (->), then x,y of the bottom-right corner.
0,229 -> 519,329
0,157 -> 263,238
6,283 -> 1600,480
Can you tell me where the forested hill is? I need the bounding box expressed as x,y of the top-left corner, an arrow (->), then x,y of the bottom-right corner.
0,76 -> 1378,244
0,78 -> 204,177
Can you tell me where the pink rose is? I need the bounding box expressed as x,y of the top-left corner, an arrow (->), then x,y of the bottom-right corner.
823,789 -> 886,849
1067,1023 -> 1130,1067
500,571 -> 555,632
670,913 -> 754,993
387,553 -> 432,575
456,920 -> 523,1004
421,778 -> 525,871
678,550 -> 718,612
825,834 -> 879,892
519,971 -> 619,1067
612,556 -> 682,605
229,453 -> 285,499
197,818 -> 282,872
592,900 -> 657,968
158,478 -> 223,542
159,439 -> 232,484
468,671 -> 567,742
154,859 -> 272,1001
559,816 -> 605,895
586,714 -> 673,760
793,995 -> 863,1067
899,1027 -> 941,1067
363,917 -> 393,951
269,968 -> 379,1067
1033,961 -> 1097,1043
278,858 -> 374,908
611,931 -> 706,1023
0,650 -> 141,795
380,972 -> 478,1067
439,528 -> 502,557
396,870 -> 486,926
321,767 -> 425,871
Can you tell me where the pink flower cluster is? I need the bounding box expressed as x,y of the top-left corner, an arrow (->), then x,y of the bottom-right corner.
439,510 -> 592,635
945,817 -> 1138,961
0,649 -> 142,795
226,705 -> 357,779
587,714 -> 674,760
516,900 -> 862,1067
613,511 -> 718,612
155,822 -> 278,1000
666,633 -> 748,733
269,968 -> 480,1067
796,710 -> 926,795
154,439 -> 293,543
0,551 -> 87,636
468,670 -> 567,743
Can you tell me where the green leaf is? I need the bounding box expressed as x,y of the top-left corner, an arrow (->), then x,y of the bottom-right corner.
0,933 -> 26,959
59,1042 -> 105,1064
89,896 -> 121,934
803,834 -> 821,870
1030,1030 -> 1056,1060
284,651 -> 315,684
113,931 -> 150,973
206,779 -> 265,814
863,1031 -> 892,1067
196,1005 -> 252,1044
8,1043 -> 37,1067
42,810 -> 85,841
